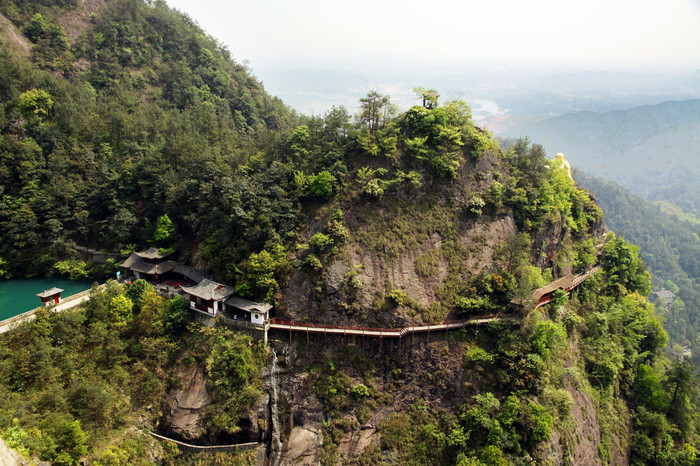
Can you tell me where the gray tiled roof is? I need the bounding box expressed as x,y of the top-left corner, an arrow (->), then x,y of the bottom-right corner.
533,274 -> 574,301
120,253 -> 179,274
225,296 -> 272,313
135,247 -> 171,260
36,287 -> 64,298
181,279 -> 235,301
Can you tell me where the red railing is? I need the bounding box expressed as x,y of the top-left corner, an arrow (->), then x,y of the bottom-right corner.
191,302 -> 211,313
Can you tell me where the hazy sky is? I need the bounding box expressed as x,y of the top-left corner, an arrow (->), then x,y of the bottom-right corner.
165,0 -> 700,73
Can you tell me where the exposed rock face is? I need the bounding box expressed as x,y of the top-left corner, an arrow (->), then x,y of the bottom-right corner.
567,382 -> 603,466
164,364 -> 212,440
284,425 -> 323,464
57,0 -> 106,42
0,438 -> 33,466
281,214 -> 517,327
351,232 -> 448,310
337,425 -> 378,460
0,13 -> 32,58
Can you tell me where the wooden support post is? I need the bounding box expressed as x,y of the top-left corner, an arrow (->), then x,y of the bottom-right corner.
306,330 -> 309,346
427,328 -> 430,343
411,331 -> 414,346
399,335 -> 402,351
344,331 -> 347,346
289,327 -> 292,345
362,333 -> 365,349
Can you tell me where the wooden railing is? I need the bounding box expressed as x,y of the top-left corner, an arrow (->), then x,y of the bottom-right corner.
149,432 -> 258,453
268,314 -> 516,338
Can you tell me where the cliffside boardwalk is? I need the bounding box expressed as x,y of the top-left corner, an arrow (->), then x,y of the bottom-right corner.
532,266 -> 601,310
267,265 -> 602,344
269,315 -> 519,346
0,265 -> 600,339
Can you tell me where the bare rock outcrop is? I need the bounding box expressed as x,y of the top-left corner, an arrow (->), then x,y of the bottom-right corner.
164,363 -> 212,440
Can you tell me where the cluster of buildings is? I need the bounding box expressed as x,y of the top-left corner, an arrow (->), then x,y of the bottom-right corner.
120,248 -> 272,327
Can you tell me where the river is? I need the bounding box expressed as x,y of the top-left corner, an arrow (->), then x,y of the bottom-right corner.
0,278 -> 95,321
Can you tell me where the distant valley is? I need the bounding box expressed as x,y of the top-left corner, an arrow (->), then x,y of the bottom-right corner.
500,99 -> 700,216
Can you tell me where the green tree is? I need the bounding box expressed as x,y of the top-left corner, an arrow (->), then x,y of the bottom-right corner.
288,125 -> 311,159
551,288 -> 568,308
206,333 -> 265,433
525,402 -> 553,445
54,420 -> 88,466
323,105 -> 351,142
308,171 -> 336,199
17,88 -> 53,119
358,91 -> 394,133
413,87 -> 439,109
126,279 -> 155,311
153,214 -> 175,244
480,445 -> 507,466
664,357 -> 698,439
108,295 -> 133,329
602,233 -> 652,296
0,257 -> 10,278
24,13 -> 49,43
242,244 -> 287,301
161,295 -> 191,336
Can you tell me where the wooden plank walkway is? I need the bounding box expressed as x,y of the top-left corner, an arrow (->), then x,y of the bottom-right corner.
149,432 -> 259,453
0,260 -> 603,338
269,314 -> 520,339
270,265 -> 602,339
533,266 -> 602,310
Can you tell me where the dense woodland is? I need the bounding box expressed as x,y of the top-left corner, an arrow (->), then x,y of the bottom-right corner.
0,0 -> 698,464
576,171 -> 700,368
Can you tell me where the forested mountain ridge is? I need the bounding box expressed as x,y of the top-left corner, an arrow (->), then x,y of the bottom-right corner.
502,99 -> 700,217
0,0 -> 296,278
576,171 -> 700,367
0,0 -> 698,464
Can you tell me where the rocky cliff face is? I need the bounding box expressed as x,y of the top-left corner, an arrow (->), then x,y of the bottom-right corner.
162,364 -> 212,440
282,213 -> 517,327
0,438 -> 33,466
269,333 -> 628,465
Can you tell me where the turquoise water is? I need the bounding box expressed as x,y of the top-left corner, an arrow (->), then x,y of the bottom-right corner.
0,278 -> 95,321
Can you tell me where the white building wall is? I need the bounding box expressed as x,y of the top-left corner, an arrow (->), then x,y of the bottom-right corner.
251,311 -> 267,325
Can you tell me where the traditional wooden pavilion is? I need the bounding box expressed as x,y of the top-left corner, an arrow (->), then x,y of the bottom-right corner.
224,296 -> 272,326
422,90 -> 439,109
36,287 -> 63,305
180,279 -> 236,316
532,274 -> 575,307
120,248 -> 179,281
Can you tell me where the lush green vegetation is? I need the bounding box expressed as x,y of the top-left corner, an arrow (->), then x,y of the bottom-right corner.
0,0 -> 697,464
0,280 -> 266,464
305,236 -> 698,465
0,0 -> 295,283
576,171 -> 700,368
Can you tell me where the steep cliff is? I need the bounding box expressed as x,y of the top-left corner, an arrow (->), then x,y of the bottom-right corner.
0,0 -> 695,464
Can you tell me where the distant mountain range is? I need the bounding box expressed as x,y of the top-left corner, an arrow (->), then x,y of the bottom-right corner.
257,66 -> 700,117
501,99 -> 700,216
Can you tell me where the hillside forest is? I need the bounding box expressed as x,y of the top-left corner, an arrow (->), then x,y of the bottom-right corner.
575,171 -> 700,368
0,0 -> 698,464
